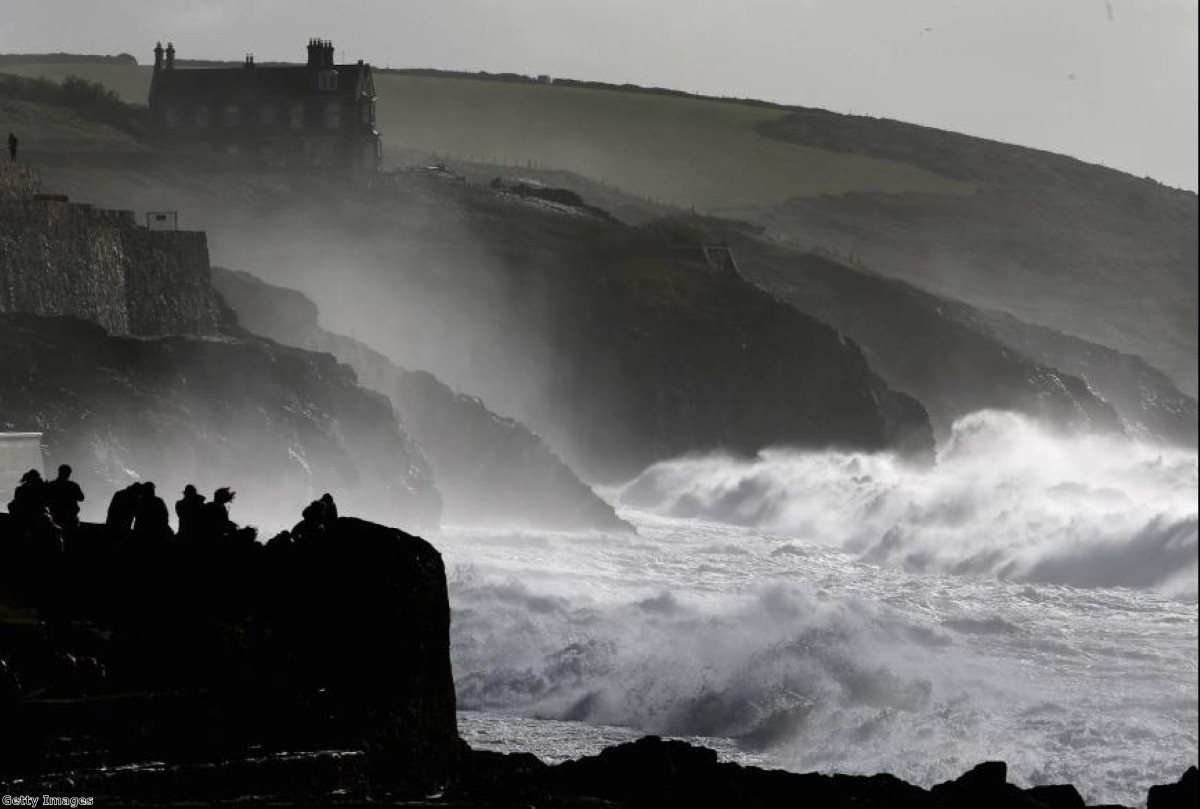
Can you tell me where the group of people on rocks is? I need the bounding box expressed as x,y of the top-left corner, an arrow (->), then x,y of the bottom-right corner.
6,465 -> 84,535
102,480 -> 241,543
3,465 -> 340,549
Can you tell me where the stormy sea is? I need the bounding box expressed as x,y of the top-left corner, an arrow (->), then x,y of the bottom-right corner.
439,412 -> 1198,808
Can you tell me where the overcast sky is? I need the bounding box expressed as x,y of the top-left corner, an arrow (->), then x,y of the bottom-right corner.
3,0 -> 1196,190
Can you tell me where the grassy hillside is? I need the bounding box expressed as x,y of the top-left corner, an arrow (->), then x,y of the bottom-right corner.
0,62 -> 151,104
3,60 -> 1194,393
0,62 -> 969,208
373,75 -> 971,208
0,97 -> 144,154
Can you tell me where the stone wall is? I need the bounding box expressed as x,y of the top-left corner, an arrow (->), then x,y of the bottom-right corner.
0,162 -> 40,199
0,164 -> 225,336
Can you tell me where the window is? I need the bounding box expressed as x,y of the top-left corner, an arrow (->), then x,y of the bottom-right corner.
164,104 -> 183,128
222,105 -> 241,127
289,102 -> 305,130
193,105 -> 210,128
259,104 -> 277,127
325,101 -> 341,130
302,138 -> 336,167
318,70 -> 339,91
360,100 -> 375,127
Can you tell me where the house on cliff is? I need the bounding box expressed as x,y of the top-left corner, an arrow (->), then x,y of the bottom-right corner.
148,39 -> 381,171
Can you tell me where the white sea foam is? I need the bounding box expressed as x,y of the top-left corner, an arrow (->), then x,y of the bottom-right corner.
438,413 -> 1198,807
619,411 -> 1199,598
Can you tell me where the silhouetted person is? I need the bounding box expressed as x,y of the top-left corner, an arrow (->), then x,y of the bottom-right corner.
132,482 -> 171,543
175,484 -> 206,539
106,482 -> 143,534
265,529 -> 294,555
46,464 -> 84,530
293,498 -> 327,545
319,492 -> 338,527
201,487 -> 237,539
6,132 -> 16,162
7,469 -> 46,523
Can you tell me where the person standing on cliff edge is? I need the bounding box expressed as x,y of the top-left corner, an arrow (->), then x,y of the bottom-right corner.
46,464 -> 84,531
7,132 -> 16,162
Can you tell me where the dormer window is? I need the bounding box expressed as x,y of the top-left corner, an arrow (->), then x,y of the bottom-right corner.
318,70 -> 338,91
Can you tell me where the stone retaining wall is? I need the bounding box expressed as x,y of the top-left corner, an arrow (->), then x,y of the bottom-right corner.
0,164 -> 225,336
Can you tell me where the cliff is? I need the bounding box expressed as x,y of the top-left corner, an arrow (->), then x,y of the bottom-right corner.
696,220 -> 1190,444
43,167 -> 934,480
0,313 -> 441,530
0,162 -> 440,529
0,164 -> 225,337
975,309 -> 1198,447
711,227 -> 1197,447
210,266 -> 632,532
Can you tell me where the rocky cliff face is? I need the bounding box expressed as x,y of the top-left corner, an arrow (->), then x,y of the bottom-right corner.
0,313 -> 440,531
975,309 -> 1198,447
544,248 -> 934,478
0,164 -> 225,337
31,165 -> 936,479
678,218 -> 1196,448
210,266 -> 632,532
0,164 -> 439,530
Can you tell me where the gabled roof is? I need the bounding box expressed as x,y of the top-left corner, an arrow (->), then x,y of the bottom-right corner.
151,63 -> 370,105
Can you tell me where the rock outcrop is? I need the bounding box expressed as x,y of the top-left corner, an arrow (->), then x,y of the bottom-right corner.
0,512 -> 458,794
454,737 -> 1193,808
0,313 -> 440,530
211,266 -> 632,532
976,308 -> 1198,447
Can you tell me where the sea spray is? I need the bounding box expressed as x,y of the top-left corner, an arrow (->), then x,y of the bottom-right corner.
620,410 -> 1198,597
439,411 -> 1198,805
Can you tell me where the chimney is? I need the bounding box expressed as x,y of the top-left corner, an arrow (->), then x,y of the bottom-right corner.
153,41 -> 164,72
165,42 -> 175,70
244,53 -> 255,69
325,39 -> 336,67
307,38 -> 320,67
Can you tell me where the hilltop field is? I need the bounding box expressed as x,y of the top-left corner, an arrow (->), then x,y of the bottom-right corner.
2,58 -> 1196,395
0,61 -> 969,207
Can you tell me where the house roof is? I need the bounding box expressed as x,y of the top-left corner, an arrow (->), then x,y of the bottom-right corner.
151,63 -> 371,105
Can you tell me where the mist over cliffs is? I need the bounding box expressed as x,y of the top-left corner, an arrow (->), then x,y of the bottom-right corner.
210,266 -> 631,532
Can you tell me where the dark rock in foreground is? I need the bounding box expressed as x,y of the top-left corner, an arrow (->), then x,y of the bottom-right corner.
446,737 -> 1191,808
0,512 -> 457,795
